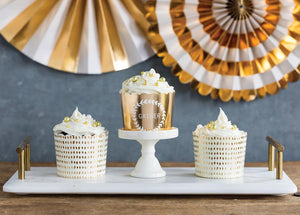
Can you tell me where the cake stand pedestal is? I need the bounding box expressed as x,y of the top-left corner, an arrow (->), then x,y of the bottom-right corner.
118,128 -> 178,178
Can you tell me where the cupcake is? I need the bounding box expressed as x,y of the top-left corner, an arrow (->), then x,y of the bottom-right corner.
53,107 -> 108,179
193,108 -> 247,179
120,68 -> 175,131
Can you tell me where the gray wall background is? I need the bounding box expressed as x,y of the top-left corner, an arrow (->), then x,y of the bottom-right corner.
0,35 -> 299,163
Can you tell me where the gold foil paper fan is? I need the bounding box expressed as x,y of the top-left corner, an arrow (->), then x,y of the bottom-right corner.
146,0 -> 300,101
0,0 -> 153,74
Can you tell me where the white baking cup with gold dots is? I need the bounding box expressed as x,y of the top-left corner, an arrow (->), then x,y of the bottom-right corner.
193,134 -> 247,179
54,132 -> 108,179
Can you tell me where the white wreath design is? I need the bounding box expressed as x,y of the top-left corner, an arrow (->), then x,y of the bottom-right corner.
132,99 -> 166,131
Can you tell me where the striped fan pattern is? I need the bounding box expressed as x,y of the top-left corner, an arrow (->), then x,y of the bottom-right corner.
0,0 -> 153,74
146,0 -> 300,101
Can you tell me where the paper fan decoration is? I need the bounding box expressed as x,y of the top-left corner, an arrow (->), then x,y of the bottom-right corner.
0,0 -> 153,74
146,0 -> 300,101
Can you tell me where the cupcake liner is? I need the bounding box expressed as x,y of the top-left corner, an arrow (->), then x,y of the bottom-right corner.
120,92 -> 174,131
54,131 -> 108,179
193,133 -> 247,179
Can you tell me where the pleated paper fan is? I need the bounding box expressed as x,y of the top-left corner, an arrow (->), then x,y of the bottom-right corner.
146,0 -> 300,101
0,0 -> 153,74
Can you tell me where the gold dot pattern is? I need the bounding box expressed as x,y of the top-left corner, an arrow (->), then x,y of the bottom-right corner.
54,132 -> 108,179
193,134 -> 247,179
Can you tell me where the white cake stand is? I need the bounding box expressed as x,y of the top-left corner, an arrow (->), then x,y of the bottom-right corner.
118,128 -> 178,178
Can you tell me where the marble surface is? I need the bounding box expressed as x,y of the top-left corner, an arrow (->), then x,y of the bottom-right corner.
3,167 -> 297,195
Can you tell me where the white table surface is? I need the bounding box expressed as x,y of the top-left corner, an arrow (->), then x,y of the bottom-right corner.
3,167 -> 297,195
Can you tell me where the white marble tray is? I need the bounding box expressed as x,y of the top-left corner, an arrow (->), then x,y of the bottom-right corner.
3,167 -> 297,195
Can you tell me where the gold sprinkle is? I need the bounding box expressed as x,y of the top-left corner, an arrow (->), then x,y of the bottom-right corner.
155,82 -> 159,86
66,125 -> 70,128
212,124 -> 216,130
149,73 -> 155,77
143,80 -> 147,85
96,121 -> 101,127
141,71 -> 145,75
75,119 -> 79,123
92,123 -> 96,127
132,76 -> 138,82
210,121 -> 214,125
64,116 -> 70,122
232,124 -> 237,130
159,77 -> 166,82
206,123 -> 211,128
84,121 -> 88,125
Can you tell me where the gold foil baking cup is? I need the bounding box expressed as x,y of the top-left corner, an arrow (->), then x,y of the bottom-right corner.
120,92 -> 174,131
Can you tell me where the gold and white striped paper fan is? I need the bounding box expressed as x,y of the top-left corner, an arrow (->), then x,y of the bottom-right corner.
0,0 -> 153,74
146,0 -> 300,101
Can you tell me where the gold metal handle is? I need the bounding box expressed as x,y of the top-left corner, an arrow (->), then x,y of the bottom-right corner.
266,136 -> 285,180
16,136 -> 31,180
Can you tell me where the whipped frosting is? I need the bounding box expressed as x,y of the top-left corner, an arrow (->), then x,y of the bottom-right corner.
53,107 -> 105,136
194,108 -> 246,137
120,68 -> 175,94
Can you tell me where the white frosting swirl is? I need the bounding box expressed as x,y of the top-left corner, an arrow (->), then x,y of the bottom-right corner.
120,68 -> 175,94
53,107 -> 105,136
194,108 -> 246,137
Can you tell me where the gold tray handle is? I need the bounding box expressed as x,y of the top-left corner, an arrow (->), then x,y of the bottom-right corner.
16,136 -> 31,180
266,136 -> 285,180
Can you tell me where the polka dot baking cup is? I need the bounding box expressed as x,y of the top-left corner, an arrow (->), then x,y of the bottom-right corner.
54,131 -> 108,179
193,133 -> 247,179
